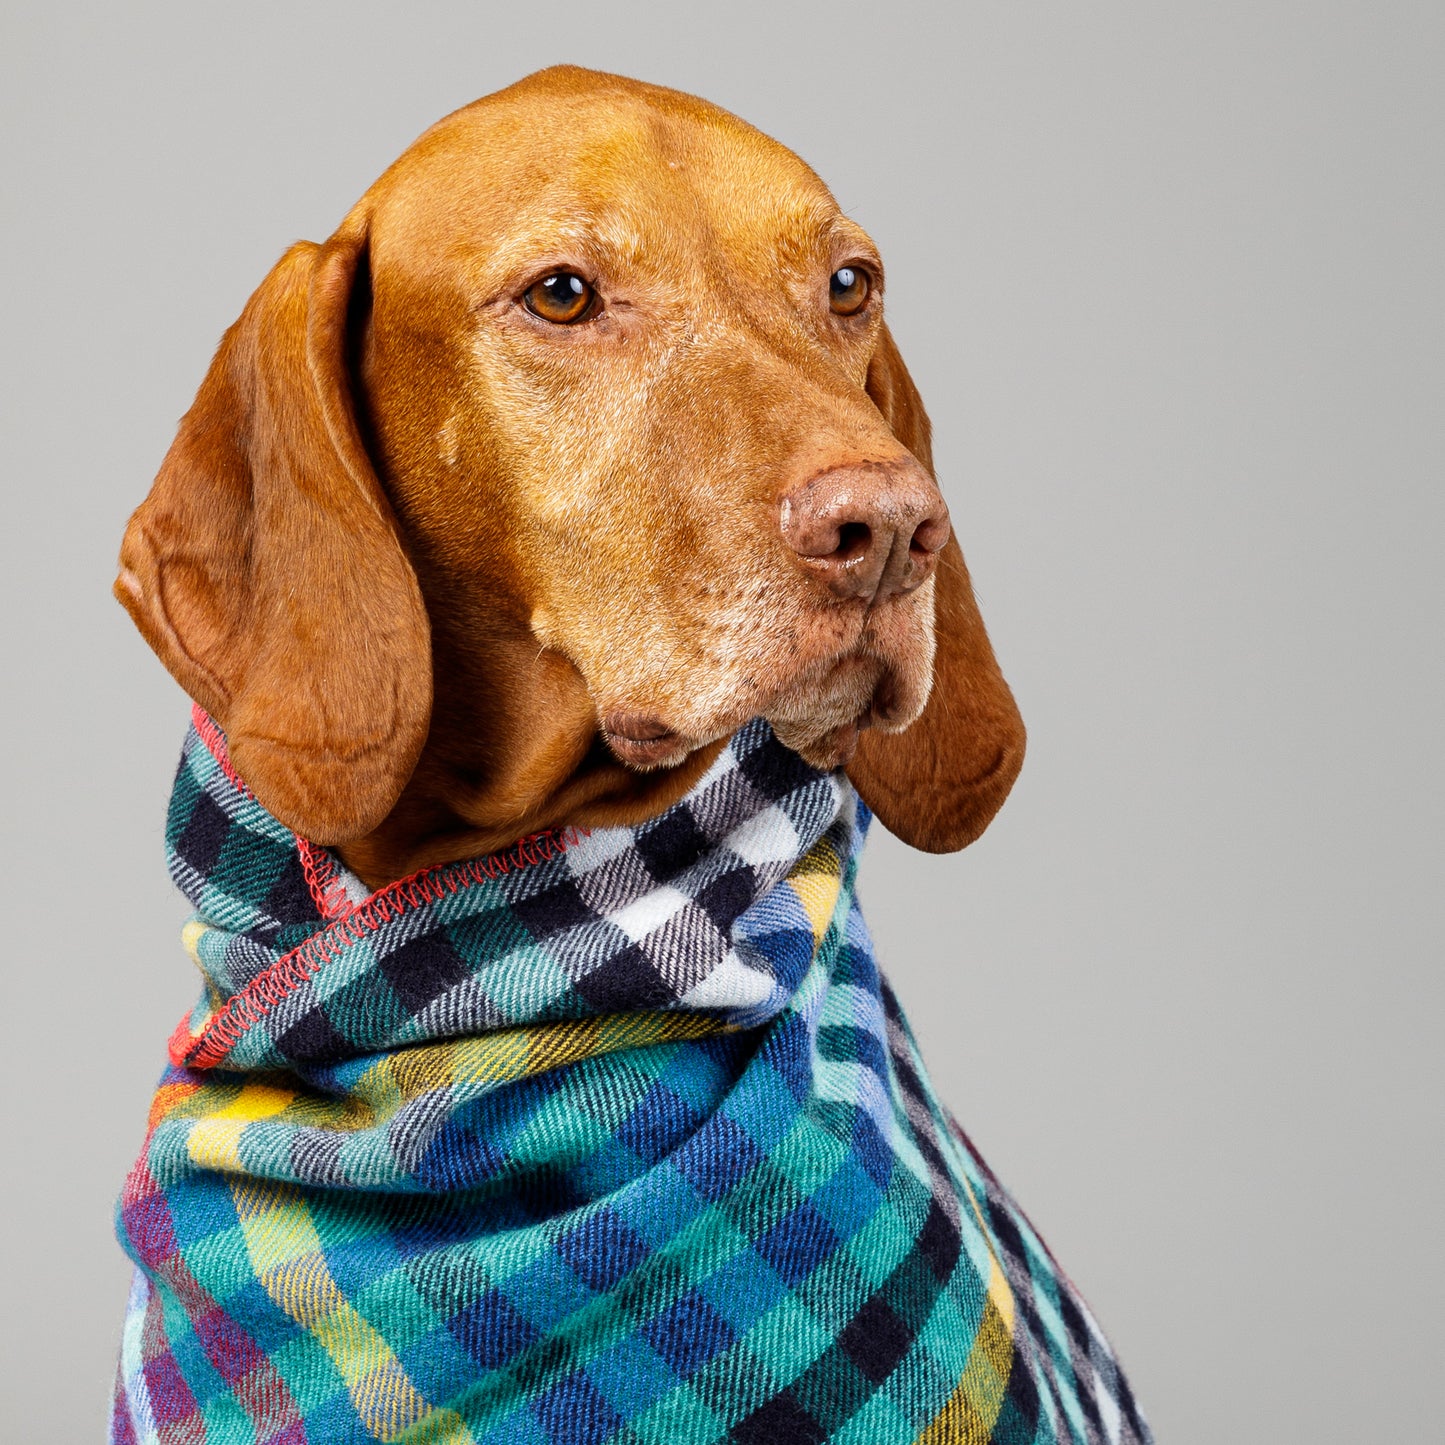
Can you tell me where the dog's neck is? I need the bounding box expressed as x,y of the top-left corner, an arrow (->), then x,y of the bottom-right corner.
337,621 -> 725,889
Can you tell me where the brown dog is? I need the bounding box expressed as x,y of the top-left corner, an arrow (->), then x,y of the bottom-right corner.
108,71 -> 1164,1445
115,64 -> 1023,888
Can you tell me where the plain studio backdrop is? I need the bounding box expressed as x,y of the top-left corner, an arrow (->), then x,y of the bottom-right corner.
3,2 -> 1441,1438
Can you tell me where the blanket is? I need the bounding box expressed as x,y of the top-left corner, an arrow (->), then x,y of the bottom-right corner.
111,705 -> 1151,1444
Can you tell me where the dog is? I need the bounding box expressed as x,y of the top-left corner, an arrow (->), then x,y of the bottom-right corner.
111,67 -> 1150,1445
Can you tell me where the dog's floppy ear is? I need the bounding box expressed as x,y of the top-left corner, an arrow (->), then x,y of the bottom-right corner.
846,323 -> 1026,851
115,222 -> 432,843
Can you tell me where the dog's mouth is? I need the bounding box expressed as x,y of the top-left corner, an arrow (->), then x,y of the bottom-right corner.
590,578 -> 938,774
599,653 -> 914,774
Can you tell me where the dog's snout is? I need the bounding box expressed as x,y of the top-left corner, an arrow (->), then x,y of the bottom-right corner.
779,461 -> 951,602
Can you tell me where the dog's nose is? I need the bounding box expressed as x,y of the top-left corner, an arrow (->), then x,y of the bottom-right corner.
779,460 -> 951,602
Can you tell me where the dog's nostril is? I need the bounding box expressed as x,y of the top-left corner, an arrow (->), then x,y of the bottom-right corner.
908,514 -> 951,559
835,521 -> 872,562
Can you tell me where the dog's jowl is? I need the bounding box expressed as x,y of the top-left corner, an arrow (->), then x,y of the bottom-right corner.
111,67 -> 1150,1445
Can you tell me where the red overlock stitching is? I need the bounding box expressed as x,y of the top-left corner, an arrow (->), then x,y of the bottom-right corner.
175,703 -> 590,1071
295,838 -> 354,921
191,704 -> 355,921
190,703 -> 251,799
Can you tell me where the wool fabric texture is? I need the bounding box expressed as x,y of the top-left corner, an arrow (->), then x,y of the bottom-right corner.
112,707 -> 1151,1445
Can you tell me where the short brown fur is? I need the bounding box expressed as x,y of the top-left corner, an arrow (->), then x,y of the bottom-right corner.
117,67 -> 1025,887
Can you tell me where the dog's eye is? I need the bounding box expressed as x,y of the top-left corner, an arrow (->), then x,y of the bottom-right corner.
829,266 -> 870,316
523,272 -> 597,324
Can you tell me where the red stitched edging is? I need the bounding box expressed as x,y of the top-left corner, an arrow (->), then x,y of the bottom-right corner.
191,704 -> 353,921
191,702 -> 252,798
296,838 -> 354,921
171,821 -> 587,1071
175,703 -> 590,1071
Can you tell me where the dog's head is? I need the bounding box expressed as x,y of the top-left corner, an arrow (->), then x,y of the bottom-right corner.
117,67 -> 1024,881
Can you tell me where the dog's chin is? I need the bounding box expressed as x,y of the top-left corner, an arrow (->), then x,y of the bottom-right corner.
759,589 -> 938,765
598,648 -> 931,776
772,715 -> 869,770
767,656 -> 924,770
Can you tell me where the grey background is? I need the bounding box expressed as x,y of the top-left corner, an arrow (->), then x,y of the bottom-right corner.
3,1 -> 1440,1438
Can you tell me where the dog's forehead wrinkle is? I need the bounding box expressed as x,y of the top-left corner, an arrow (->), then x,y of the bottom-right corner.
376,92 -> 849,312
480,204 -> 704,292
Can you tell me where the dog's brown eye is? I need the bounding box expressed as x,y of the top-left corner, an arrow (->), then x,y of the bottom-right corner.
524,272 -> 597,324
829,266 -> 870,316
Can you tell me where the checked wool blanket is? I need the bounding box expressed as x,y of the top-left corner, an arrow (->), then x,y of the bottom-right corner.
112,707 -> 1151,1445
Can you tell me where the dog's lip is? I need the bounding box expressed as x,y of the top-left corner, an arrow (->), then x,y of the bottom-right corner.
600,711 -> 686,767
867,671 -> 900,726
602,710 -> 675,742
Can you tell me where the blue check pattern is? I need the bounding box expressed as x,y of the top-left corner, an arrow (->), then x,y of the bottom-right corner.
111,715 -> 1152,1443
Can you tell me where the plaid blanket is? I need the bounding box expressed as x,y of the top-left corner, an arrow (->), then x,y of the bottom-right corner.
112,707 -> 1151,1444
